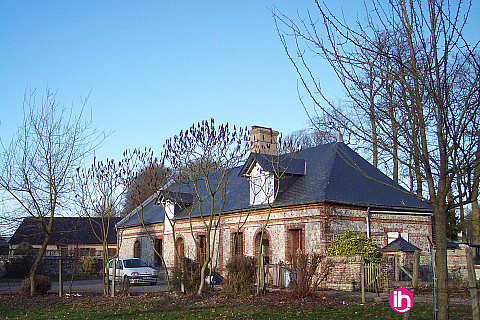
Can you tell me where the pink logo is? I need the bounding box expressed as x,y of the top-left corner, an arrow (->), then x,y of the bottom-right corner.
389,288 -> 414,313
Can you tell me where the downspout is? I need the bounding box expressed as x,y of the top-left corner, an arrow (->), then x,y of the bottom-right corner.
366,207 -> 371,238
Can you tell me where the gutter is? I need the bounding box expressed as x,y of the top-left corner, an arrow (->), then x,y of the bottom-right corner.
366,207 -> 371,238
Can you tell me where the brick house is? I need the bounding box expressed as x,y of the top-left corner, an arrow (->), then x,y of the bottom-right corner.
117,126 -> 432,275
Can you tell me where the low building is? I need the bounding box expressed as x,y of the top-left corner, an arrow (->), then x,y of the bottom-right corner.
9,217 -> 120,258
117,126 -> 433,276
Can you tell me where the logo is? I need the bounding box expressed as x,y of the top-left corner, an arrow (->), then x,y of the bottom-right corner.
389,288 -> 414,313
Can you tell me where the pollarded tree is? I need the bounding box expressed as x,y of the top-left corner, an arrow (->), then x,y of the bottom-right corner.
274,1 -> 479,318
0,87 -> 103,296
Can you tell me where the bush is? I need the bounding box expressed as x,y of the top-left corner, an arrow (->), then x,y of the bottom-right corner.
4,255 -> 34,279
223,255 -> 256,297
326,230 -> 381,264
81,256 -> 98,275
18,275 -> 52,296
287,251 -> 326,298
171,257 -> 201,294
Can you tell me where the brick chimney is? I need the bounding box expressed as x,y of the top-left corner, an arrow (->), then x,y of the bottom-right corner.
249,126 -> 279,155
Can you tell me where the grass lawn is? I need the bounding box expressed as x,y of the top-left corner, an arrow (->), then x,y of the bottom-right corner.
0,293 -> 471,320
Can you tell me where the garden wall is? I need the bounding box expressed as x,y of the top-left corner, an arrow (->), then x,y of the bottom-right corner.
321,255 -> 364,291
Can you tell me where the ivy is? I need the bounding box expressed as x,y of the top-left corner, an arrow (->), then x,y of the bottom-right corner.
326,230 -> 381,264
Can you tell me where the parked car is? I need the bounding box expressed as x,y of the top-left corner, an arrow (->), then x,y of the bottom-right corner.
106,258 -> 158,285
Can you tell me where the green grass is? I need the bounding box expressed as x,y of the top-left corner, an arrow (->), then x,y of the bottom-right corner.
0,297 -> 471,320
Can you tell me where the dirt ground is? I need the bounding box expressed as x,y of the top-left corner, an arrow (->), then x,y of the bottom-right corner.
0,285 -> 472,312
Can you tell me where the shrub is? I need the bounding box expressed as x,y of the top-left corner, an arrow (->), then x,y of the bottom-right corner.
171,257 -> 201,294
81,256 -> 98,275
223,255 -> 256,297
4,255 -> 34,279
18,275 -> 52,296
326,230 -> 381,264
288,251 -> 327,298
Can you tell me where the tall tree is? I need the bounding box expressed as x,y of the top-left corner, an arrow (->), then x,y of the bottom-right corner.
0,87 -> 103,296
76,158 -> 123,295
164,119 -> 248,296
273,0 -> 480,318
121,161 -> 168,216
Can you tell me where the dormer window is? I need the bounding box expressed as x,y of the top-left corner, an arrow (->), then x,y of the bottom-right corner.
162,199 -> 175,234
249,163 -> 274,206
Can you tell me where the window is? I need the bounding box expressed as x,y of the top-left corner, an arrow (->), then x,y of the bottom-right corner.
233,232 -> 244,256
176,237 -> 185,260
154,238 -> 163,267
249,163 -> 275,206
198,235 -> 207,262
387,232 -> 409,244
288,229 -> 302,263
134,240 -> 141,259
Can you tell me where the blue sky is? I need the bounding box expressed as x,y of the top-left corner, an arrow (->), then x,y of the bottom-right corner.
0,1 -> 323,163
1,0 -> 478,165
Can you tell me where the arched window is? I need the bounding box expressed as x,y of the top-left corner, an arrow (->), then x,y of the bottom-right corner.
134,240 -> 141,259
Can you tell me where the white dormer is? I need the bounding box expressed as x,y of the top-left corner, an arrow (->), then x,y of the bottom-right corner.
162,199 -> 175,235
249,162 -> 274,206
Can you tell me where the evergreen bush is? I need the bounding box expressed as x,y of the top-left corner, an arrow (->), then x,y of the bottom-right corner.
326,230 -> 381,264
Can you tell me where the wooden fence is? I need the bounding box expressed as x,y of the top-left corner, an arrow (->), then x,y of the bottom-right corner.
363,263 -> 382,292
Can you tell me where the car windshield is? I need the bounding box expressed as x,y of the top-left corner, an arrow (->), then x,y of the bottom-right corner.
123,259 -> 148,268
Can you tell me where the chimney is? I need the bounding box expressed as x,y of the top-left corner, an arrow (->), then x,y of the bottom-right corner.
249,126 -> 279,155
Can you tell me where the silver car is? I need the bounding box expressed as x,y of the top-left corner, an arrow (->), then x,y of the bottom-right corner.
107,258 -> 158,285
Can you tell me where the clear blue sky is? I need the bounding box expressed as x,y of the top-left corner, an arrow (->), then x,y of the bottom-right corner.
1,0 -> 478,165
0,1 -> 321,163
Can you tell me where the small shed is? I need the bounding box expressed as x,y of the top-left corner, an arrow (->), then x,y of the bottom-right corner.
381,237 -> 422,253
381,236 -> 423,281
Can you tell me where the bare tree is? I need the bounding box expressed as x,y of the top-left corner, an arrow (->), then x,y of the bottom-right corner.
273,0 -> 480,318
76,158 -> 123,295
121,162 -> 168,217
118,148 -> 172,291
163,119 -> 248,296
0,87 -> 103,296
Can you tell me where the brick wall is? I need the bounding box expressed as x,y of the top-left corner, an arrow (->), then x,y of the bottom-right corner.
321,255 -> 364,291
118,202 -> 432,278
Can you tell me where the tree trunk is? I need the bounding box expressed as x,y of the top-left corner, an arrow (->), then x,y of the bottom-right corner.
434,202 -> 449,319
29,232 -> 51,296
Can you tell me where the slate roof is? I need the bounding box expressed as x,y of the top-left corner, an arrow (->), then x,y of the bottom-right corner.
381,237 -> 422,252
117,142 -> 432,229
9,217 -> 121,246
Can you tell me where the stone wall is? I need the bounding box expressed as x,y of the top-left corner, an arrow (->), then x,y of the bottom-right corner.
0,255 -> 103,278
321,255 -> 364,291
118,202 -> 432,277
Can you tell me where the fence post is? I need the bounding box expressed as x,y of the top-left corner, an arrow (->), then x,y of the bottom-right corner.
58,258 -> 63,298
403,250 -> 420,320
466,247 -> 480,320
361,262 -> 365,304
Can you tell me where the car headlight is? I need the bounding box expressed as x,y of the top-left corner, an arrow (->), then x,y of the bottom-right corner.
131,272 -> 139,276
